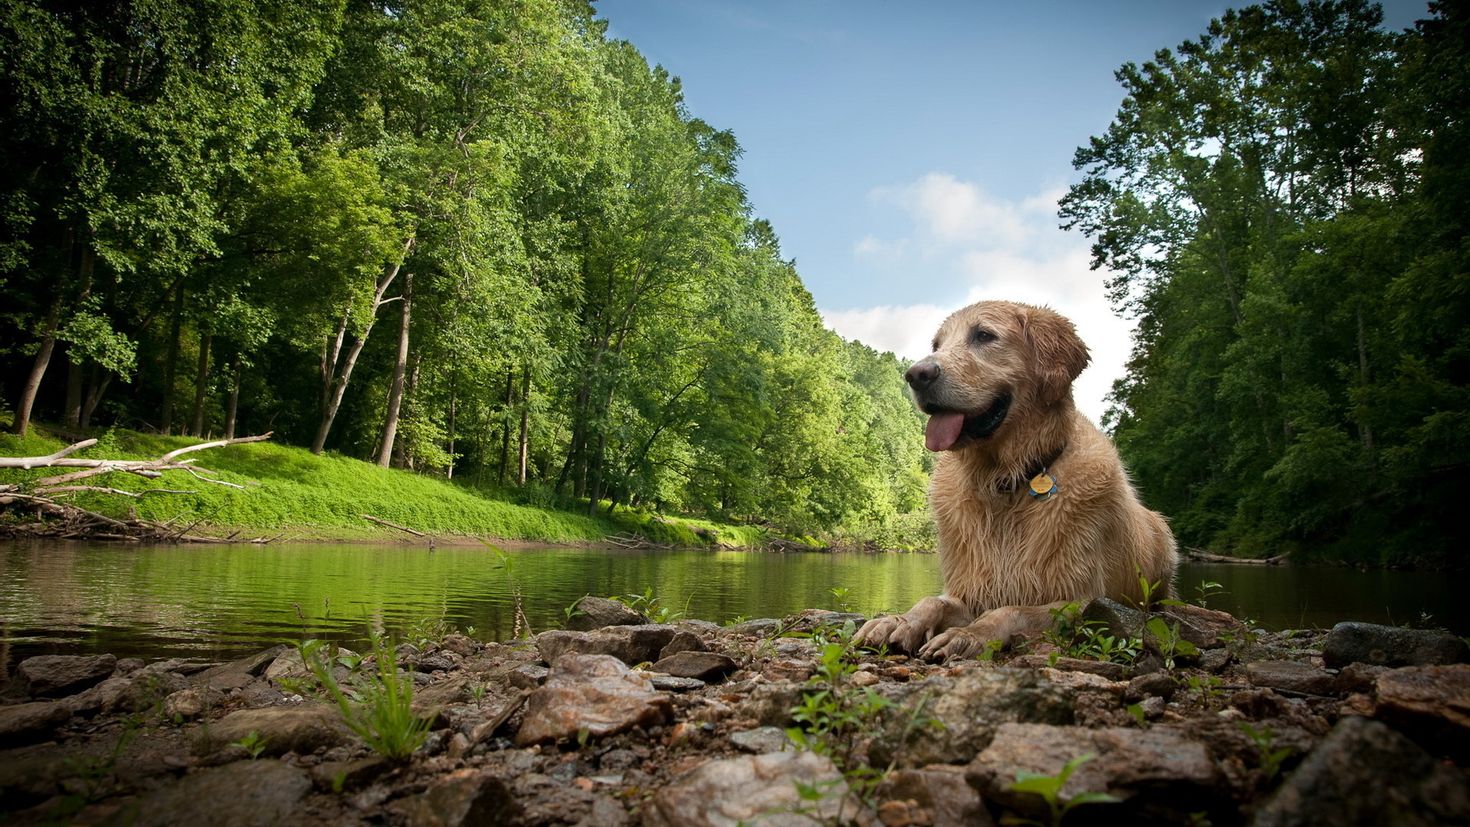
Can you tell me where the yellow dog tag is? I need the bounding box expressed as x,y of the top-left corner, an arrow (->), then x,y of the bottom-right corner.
1028,472 -> 1058,501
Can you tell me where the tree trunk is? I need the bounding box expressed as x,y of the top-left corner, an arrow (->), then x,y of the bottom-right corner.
312,236 -> 413,455
497,368 -> 514,484
517,368 -> 530,485
61,247 -> 95,430
224,354 -> 242,440
1356,305 -> 1374,454
375,273 -> 412,467
80,363 -> 108,428
12,300 -> 62,436
190,333 -> 211,437
161,282 -> 185,435
446,373 -> 457,480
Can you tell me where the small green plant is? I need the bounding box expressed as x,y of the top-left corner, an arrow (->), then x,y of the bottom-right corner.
1130,568 -> 1169,611
232,729 -> 268,759
1144,616 -> 1199,669
1125,702 -> 1148,727
1003,752 -> 1120,827
301,633 -> 430,761
1184,674 -> 1224,701
1043,602 -> 1141,665
468,682 -> 488,703
1238,722 -> 1295,782
828,586 -> 856,613
722,614 -> 750,627
1192,580 -> 1225,608
614,587 -> 692,624
405,615 -> 454,648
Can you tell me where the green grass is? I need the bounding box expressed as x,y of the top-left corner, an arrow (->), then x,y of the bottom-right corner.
0,426 -> 773,547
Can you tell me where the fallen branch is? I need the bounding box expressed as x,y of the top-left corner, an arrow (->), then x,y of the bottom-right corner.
361,514 -> 427,537
1184,547 -> 1290,565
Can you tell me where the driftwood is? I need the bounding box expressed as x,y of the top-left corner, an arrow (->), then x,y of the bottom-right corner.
0,433 -> 274,543
361,513 -> 427,537
606,532 -> 673,550
1184,547 -> 1290,565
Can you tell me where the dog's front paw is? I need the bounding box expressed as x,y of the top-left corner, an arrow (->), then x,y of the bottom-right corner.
918,626 -> 995,661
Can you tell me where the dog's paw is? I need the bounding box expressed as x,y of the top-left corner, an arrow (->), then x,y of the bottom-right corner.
854,614 -> 932,654
918,626 -> 995,661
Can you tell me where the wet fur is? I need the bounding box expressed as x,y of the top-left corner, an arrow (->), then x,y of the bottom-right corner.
855,301 -> 1177,660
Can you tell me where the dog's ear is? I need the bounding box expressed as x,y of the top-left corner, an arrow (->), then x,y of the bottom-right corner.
1022,306 -> 1090,405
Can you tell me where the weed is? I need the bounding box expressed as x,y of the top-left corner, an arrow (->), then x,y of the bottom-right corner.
1003,752 -> 1120,827
723,614 -> 750,627
1192,580 -> 1225,608
786,638 -> 905,801
1125,703 -> 1148,727
489,548 -> 533,638
1043,602 -> 1141,665
405,615 -> 454,648
468,682 -> 488,704
828,586 -> 856,613
1238,722 -> 1295,782
232,729 -> 268,759
301,633 -> 430,761
614,587 -> 692,624
1131,568 -> 1166,612
1184,674 -> 1224,701
1144,616 -> 1199,670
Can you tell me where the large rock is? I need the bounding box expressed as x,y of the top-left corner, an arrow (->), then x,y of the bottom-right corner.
124,759 -> 311,827
1157,603 -> 1247,649
1373,663 -> 1470,759
1252,716 -> 1470,827
1322,622 -> 1470,668
1245,661 -> 1338,696
406,768 -> 520,827
514,654 -> 672,746
874,766 -> 991,827
59,675 -> 133,716
651,651 -> 738,683
565,596 -> 648,631
15,654 -> 116,698
966,723 -> 1227,824
0,701 -> 71,744
642,751 -> 877,827
868,668 -> 1074,767
194,645 -> 288,692
201,704 -> 354,756
1080,598 -> 1147,641
535,625 -> 680,666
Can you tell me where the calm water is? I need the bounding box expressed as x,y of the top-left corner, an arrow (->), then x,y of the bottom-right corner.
1,541 -> 1465,667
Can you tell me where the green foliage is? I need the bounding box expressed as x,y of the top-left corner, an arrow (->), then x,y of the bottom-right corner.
1193,581 -> 1225,608
232,730 -> 268,760
300,635 -> 430,762
1043,603 -> 1142,665
1003,753 -> 1121,827
1144,617 -> 1200,670
786,637 -> 908,799
613,587 -> 690,625
1238,722 -> 1296,782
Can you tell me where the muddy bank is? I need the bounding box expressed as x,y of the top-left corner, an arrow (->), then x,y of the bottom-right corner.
1,599 -> 1467,826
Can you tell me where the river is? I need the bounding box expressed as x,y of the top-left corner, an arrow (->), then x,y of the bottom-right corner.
1,541 -> 1464,665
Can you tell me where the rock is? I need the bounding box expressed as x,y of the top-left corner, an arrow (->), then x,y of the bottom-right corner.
1252,716 -> 1470,827
162,687 -> 223,720
440,634 -> 479,657
650,676 -> 706,692
310,756 -> 390,792
659,630 -> 709,657
535,625 -> 680,666
869,668 -> 1074,767
1080,598 -> 1146,640
874,766 -> 991,827
779,609 -> 867,634
1158,603 -> 1246,648
1373,663 -> 1470,759
1322,622 -> 1470,668
193,645 -> 288,692
59,675 -> 133,716
565,596 -> 648,631
1046,657 -> 1129,682
234,680 -> 285,708
643,751 -> 877,827
116,657 -> 145,674
1123,672 -> 1177,703
15,654 -> 116,698
201,705 -> 353,756
514,654 -> 672,746
652,652 -> 739,683
263,649 -> 312,682
741,682 -> 805,727
728,726 -> 792,754
415,652 -> 457,673
722,618 -> 783,637
119,670 -> 189,713
126,759 -> 311,827
406,768 -> 520,827
0,701 -> 71,744
1245,661 -> 1338,696
574,794 -> 631,827
509,663 -> 550,689
966,723 -> 1227,824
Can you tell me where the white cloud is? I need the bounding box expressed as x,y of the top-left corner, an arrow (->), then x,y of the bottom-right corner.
823,172 -> 1132,425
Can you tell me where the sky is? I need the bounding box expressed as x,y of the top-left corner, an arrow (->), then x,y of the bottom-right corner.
596,0 -> 1433,422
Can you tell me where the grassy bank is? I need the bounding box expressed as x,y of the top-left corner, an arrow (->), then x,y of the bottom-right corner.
0,427 -> 773,547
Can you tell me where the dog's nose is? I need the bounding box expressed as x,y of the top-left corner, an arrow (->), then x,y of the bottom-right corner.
905,359 -> 941,388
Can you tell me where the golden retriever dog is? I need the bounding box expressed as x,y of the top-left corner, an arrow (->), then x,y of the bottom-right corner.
855,300 -> 1177,660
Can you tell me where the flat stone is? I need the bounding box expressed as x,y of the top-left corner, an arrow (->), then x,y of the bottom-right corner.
16,654 -> 116,698
59,676 -> 133,716
509,663 -> 550,689
1124,672 -> 1177,702
162,687 -> 223,720
643,751 -> 877,827
128,759 -> 311,827
966,723 -> 1227,823
1045,657 -> 1129,681
651,651 -> 739,682
1245,661 -> 1339,696
1158,603 -> 1246,648
1322,622 -> 1470,668
514,654 -> 672,746
193,646 -> 288,692
875,766 -> 991,827
721,618 -> 782,637
659,630 -> 709,657
535,625 -> 680,666
1373,663 -> 1470,759
728,726 -> 792,754
263,649 -> 312,683
868,668 -> 1074,767
405,768 -> 520,826
564,596 -> 648,631
650,676 -> 706,692
200,704 -> 353,756
1080,598 -> 1147,640
1253,716 -> 1470,827
0,701 -> 71,744
309,756 -> 390,792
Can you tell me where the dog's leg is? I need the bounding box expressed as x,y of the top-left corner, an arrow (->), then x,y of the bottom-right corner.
854,596 -> 975,654
917,601 -> 1068,661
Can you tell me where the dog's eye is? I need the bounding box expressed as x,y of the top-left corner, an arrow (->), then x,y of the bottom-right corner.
970,328 -> 997,345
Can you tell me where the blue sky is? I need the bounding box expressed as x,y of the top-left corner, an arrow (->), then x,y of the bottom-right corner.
596,0 -> 1433,421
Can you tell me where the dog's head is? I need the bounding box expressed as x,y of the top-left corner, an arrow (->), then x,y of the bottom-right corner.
906,301 -> 1090,452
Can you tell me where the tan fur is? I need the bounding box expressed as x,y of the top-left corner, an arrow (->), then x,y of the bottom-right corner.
855,301 -> 1177,660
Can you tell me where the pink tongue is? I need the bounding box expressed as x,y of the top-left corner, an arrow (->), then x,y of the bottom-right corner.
924,412 -> 966,452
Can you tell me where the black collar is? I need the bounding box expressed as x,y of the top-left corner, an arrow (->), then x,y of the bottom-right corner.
996,441 -> 1068,494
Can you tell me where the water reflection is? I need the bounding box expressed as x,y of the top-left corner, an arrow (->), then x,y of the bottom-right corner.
0,541 -> 1463,665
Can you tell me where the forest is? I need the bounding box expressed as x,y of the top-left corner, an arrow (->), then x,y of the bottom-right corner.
2,0 -> 1466,565
0,0 -> 929,547
1063,0 -> 1469,565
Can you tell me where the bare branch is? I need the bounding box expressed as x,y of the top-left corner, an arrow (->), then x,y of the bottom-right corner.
0,438 -> 99,469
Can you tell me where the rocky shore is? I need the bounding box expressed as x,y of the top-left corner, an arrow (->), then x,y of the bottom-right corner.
1,597 -> 1467,826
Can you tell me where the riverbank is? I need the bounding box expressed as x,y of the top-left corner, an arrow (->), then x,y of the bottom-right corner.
1,601 -> 1467,825
0,427 -> 780,550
